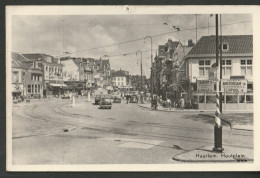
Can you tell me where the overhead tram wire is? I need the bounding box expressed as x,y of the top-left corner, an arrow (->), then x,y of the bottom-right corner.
65,20 -> 252,56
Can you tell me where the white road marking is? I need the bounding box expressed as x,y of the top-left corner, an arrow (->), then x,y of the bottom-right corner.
100,137 -> 164,149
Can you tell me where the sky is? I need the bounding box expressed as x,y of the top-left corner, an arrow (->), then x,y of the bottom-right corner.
12,14 -> 252,76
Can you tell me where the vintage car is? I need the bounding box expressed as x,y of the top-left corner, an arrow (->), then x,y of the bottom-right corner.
113,95 -> 121,103
99,98 -> 112,109
130,95 -> 138,103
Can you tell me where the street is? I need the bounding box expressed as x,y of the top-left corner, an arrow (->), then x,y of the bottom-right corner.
12,97 -> 253,164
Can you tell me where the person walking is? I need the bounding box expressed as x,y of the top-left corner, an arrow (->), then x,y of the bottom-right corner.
154,95 -> 158,111
167,98 -> 171,110
180,97 -> 185,110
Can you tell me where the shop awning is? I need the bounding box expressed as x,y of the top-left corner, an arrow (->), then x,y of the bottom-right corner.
49,83 -> 67,87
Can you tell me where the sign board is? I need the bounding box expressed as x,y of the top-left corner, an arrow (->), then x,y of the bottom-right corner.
230,76 -> 245,80
221,79 -> 247,93
197,80 -> 214,92
209,67 -> 218,81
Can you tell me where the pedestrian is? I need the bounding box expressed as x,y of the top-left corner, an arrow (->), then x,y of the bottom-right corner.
154,95 -> 158,111
126,94 -> 129,104
166,98 -> 171,110
180,97 -> 185,110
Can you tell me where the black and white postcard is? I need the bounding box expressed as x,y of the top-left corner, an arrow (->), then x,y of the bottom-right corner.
6,5 -> 260,171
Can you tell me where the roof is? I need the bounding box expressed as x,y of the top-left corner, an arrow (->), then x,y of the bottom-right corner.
12,52 -> 30,69
112,70 -> 127,77
188,35 -> 253,56
94,59 -> 110,69
22,53 -> 59,64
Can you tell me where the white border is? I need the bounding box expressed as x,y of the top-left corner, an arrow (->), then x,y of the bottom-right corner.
6,5 -> 260,171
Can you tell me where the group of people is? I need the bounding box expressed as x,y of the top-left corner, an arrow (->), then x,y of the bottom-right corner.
151,96 -> 192,111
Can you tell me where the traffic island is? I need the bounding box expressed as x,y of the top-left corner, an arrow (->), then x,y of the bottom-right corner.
172,145 -> 253,162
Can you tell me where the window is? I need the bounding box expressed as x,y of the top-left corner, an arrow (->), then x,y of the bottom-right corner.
28,85 -> 31,93
247,83 -> 253,91
199,95 -> 204,103
199,60 -> 211,76
222,43 -> 229,51
121,82 -> 123,86
226,95 -> 237,103
246,95 -> 253,103
35,85 -> 37,93
206,95 -> 216,103
38,85 -> 40,93
222,60 -> 232,76
32,85 -> 34,94
239,95 -> 245,103
46,66 -> 48,71
241,59 -> 252,75
12,71 -> 19,83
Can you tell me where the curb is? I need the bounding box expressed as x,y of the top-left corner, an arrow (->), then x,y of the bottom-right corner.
198,114 -> 253,131
198,114 -> 232,128
137,104 -> 212,113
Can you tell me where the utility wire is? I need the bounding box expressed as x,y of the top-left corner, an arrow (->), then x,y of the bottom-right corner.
68,20 -> 252,55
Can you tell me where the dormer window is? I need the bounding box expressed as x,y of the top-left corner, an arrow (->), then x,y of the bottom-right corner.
222,43 -> 229,51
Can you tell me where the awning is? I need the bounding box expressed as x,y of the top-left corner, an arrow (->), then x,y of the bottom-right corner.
49,83 -> 67,87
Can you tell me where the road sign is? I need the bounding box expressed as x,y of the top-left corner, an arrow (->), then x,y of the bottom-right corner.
221,79 -> 247,93
209,67 -> 218,81
197,80 -> 214,92
230,76 -> 245,80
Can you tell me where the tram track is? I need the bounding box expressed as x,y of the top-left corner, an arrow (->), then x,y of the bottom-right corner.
17,100 -> 253,149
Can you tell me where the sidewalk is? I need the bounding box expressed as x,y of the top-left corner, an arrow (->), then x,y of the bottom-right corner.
137,102 -> 209,112
172,145 -> 253,162
137,102 -> 253,131
199,113 -> 253,131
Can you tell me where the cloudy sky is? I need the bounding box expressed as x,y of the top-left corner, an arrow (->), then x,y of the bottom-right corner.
12,14 -> 252,76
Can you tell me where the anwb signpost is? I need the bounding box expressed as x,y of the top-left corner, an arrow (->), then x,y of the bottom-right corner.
197,80 -> 215,92
221,79 -> 247,93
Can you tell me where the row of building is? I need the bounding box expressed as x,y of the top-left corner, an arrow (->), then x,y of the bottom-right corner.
11,52 -> 148,99
152,35 -> 253,111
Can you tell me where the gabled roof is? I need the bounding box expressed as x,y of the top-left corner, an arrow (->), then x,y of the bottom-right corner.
187,35 -> 252,56
94,59 -> 110,69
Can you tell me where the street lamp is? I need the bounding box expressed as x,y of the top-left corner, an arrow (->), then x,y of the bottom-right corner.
136,50 -> 143,92
144,36 -> 153,107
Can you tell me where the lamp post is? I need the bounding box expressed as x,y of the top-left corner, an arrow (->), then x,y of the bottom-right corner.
136,50 -> 143,92
144,36 -> 153,107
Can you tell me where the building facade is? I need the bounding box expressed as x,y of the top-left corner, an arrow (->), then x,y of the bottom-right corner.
22,53 -> 63,96
12,52 -> 43,98
184,35 -> 253,111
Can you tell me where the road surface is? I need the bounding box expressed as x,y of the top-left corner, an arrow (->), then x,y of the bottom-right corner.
12,97 -> 253,164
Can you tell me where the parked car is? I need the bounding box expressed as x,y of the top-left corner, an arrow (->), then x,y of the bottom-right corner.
62,93 -> 70,99
99,98 -> 112,109
113,96 -> 121,103
130,95 -> 138,103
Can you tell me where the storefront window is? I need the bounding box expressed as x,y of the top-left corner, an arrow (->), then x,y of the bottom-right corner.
246,95 -> 253,103
226,95 -> 237,103
199,95 -> 204,103
206,95 -> 216,103
239,95 -> 245,103
38,85 -> 40,93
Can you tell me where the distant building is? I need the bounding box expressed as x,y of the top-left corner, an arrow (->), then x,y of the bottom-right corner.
12,52 -> 43,98
22,53 -> 63,96
111,69 -> 132,91
93,58 -> 111,89
154,38 -> 193,100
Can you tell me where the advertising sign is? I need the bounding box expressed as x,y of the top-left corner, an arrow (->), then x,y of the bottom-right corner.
197,80 -> 214,92
221,79 -> 247,93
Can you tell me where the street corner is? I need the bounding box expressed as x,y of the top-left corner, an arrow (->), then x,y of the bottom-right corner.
172,145 -> 253,163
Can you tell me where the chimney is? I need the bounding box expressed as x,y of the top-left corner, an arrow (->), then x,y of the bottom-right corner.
188,39 -> 194,47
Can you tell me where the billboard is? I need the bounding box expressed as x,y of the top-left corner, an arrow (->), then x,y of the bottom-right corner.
221,79 -> 247,93
197,80 -> 214,92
